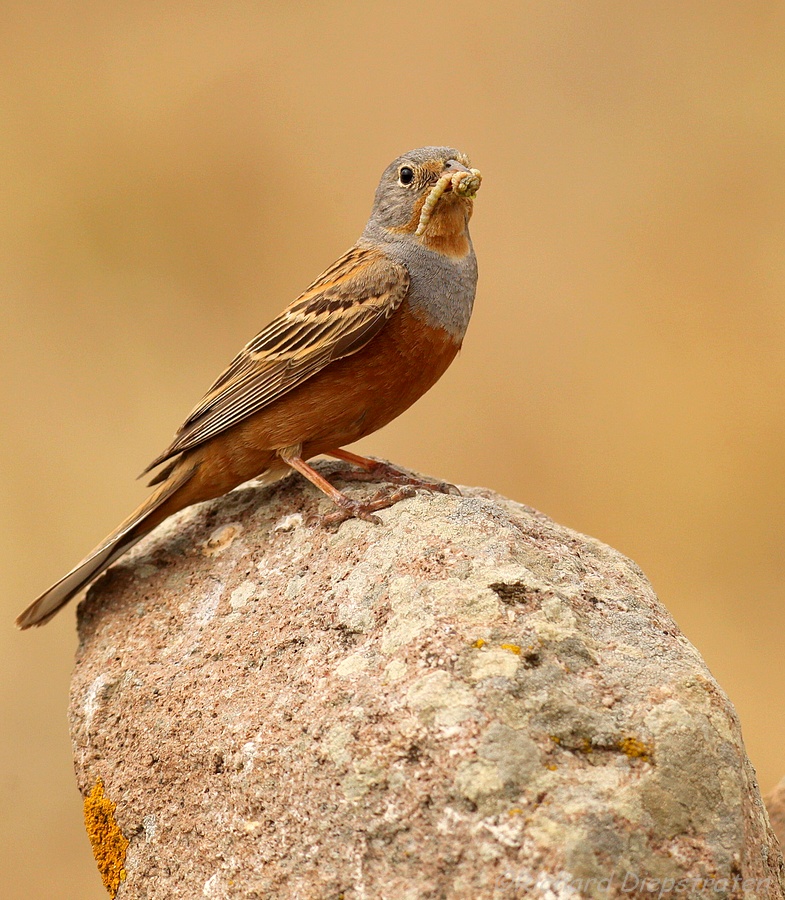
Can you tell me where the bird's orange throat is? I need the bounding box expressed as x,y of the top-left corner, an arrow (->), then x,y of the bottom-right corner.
396,192 -> 473,258
417,195 -> 473,257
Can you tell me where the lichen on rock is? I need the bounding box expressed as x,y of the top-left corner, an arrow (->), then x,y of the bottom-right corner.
83,779 -> 128,897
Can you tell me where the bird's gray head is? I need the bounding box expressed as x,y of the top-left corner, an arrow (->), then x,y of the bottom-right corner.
365,147 -> 481,248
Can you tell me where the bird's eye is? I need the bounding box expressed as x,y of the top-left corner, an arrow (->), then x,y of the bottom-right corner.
398,166 -> 414,186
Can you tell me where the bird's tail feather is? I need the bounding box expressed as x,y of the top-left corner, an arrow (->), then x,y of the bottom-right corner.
16,464 -> 197,629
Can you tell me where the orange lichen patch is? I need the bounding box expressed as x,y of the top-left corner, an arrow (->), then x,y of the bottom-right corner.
500,643 -> 521,655
472,638 -> 486,648
508,807 -> 524,816
83,778 -> 129,897
618,736 -> 651,762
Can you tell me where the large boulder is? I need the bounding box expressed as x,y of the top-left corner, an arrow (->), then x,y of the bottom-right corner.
69,463 -> 784,899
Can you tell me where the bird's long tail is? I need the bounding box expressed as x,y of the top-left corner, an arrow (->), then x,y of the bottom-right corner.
16,463 -> 198,629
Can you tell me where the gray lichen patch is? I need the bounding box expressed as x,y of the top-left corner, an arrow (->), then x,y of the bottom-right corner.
478,723 -> 542,791
406,670 -> 478,728
379,576 -> 436,653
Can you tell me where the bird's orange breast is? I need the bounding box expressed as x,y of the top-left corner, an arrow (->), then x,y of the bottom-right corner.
187,300 -> 461,487
299,299 -> 462,454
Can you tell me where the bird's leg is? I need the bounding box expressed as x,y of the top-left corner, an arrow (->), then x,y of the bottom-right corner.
325,448 -> 461,497
278,449 -> 415,526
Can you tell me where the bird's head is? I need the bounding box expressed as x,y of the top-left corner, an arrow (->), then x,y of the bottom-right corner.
367,146 -> 481,256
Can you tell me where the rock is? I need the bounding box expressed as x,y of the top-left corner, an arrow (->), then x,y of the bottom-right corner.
69,463 -> 784,899
766,778 -> 785,850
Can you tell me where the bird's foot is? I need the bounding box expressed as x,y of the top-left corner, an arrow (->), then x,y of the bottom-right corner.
317,485 -> 416,527
336,459 -> 461,497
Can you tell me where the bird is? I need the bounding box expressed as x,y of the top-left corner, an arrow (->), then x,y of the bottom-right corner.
16,146 -> 481,629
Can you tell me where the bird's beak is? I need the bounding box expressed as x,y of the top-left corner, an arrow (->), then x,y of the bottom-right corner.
443,160 -> 482,199
444,159 -> 473,176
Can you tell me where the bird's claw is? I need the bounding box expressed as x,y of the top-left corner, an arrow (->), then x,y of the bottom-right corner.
337,461 -> 461,497
317,485 -> 416,527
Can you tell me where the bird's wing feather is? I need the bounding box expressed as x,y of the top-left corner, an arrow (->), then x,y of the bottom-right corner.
142,245 -> 409,473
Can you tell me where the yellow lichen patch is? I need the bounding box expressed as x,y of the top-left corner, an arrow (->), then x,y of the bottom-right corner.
500,643 -> 521,655
472,638 -> 486,648
618,736 -> 651,762
83,778 -> 129,897
508,807 -> 524,816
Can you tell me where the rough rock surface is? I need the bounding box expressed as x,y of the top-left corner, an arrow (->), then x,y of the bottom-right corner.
69,463 -> 784,899
766,778 -> 785,850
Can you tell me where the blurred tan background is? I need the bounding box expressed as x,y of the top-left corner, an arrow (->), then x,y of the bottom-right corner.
2,2 -> 784,896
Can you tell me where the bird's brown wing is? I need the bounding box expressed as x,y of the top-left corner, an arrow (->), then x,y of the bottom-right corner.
142,245 -> 410,475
